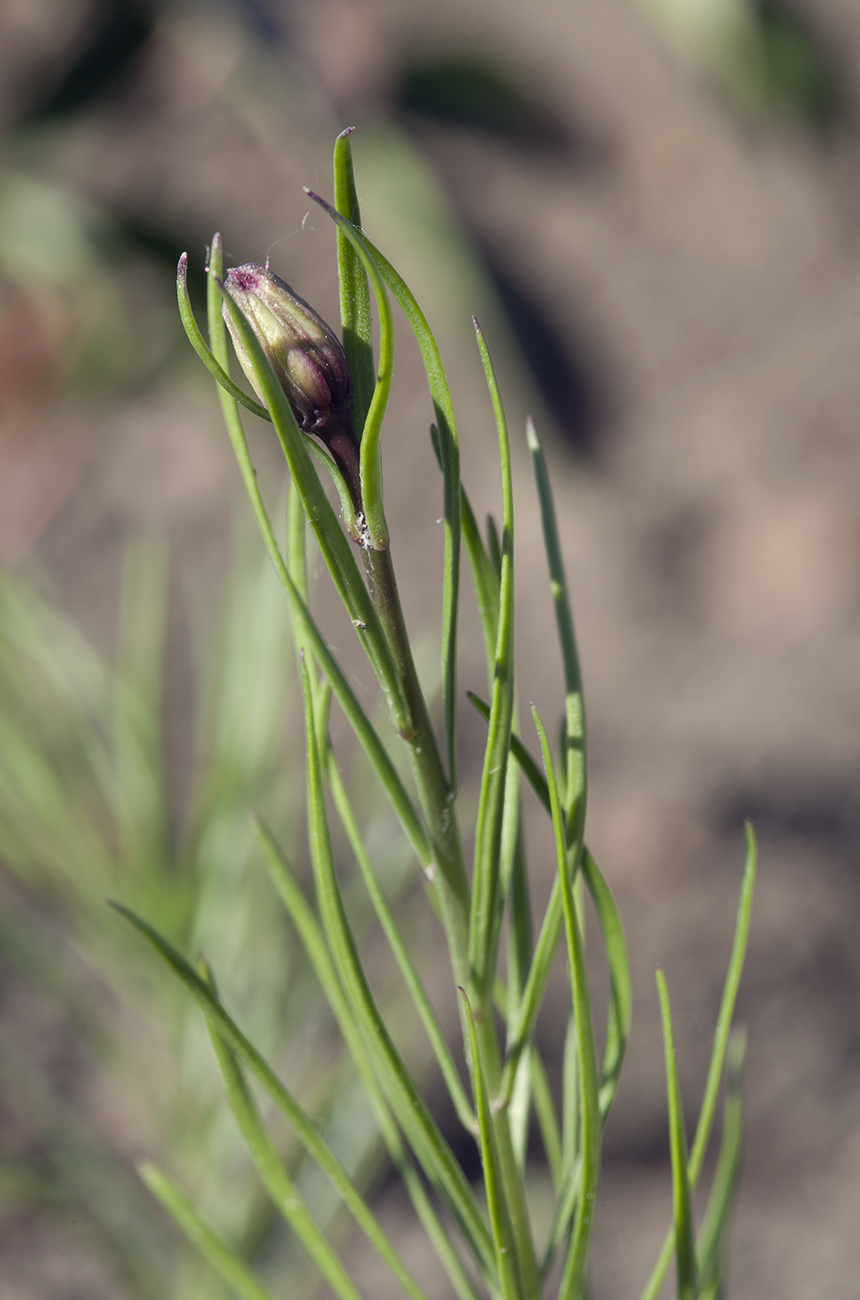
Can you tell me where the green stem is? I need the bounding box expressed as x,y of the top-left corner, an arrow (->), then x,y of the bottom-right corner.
361,538 -> 538,1292
360,543 -> 470,983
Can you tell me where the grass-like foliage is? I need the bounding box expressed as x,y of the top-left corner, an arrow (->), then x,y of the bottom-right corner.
123,129 -> 758,1300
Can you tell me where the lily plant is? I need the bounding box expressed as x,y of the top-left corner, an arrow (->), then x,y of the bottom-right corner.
116,128 -> 756,1300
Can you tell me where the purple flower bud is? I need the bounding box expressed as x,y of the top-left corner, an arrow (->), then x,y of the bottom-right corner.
222,264 -> 352,434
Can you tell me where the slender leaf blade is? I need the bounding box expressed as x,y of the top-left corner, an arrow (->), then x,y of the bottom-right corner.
333,129 -> 375,433
139,1164 -> 276,1300
316,202 -> 463,788
640,824 -> 757,1300
581,848 -> 631,1123
200,961 -> 365,1300
656,968 -> 698,1300
305,190 -> 393,551
299,662 -> 497,1278
460,988 -> 524,1300
697,1030 -> 746,1295
324,751 -> 476,1133
468,322 -> 516,1000
112,904 -> 431,1300
526,419 -> 586,858
532,708 -> 600,1300
255,821 -> 484,1300
201,249 -> 429,872
176,251 -> 270,419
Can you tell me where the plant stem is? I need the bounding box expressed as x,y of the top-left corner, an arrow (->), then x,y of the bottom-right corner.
361,540 -> 539,1298
360,543 -> 470,981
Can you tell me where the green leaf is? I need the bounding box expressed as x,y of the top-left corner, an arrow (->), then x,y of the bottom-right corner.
215,274 -> 401,706
306,437 -> 360,539
498,877 -> 564,1110
531,1048 -> 563,1193
526,419 -> 586,857
471,693 -> 629,1139
324,750 -> 476,1134
468,321 -> 516,1001
467,692 -> 548,823
461,496 -> 500,684
204,237 -> 429,875
581,848 -> 631,1123
139,1163 -> 276,1300
640,823 -> 757,1300
199,959 -> 365,1300
460,989 -> 524,1300
532,708 -> 600,1300
207,234 -> 404,728
112,904 -> 430,1300
656,968 -> 698,1300
255,821 -> 484,1300
299,661 -> 497,1280
333,129 -> 375,434
305,190 -> 393,551
697,1030 -> 746,1295
314,199 -> 463,789
504,811 -> 533,1044
561,1008 -> 579,1179
176,252 -> 271,420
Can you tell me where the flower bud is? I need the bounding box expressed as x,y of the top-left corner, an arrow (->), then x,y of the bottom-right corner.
222,264 -> 352,434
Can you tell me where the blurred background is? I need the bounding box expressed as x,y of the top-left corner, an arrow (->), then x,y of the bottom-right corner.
1,0 -> 860,1297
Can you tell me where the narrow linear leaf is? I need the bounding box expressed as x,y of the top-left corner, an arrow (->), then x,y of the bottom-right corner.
499,876 -> 563,1109
505,824 -> 532,1028
468,322 -> 516,1000
305,437 -> 360,537
305,189 -> 393,550
299,662 -> 497,1279
688,824 -> 756,1184
216,279 -> 401,714
316,201 -> 462,789
561,1008 -> 579,1179
205,237 -> 428,874
199,960 -> 365,1300
640,824 -> 757,1300
531,1048 -> 563,1193
461,497 -> 500,683
526,419 -> 586,858
176,252 -> 270,419
460,989 -> 524,1300
325,750 -> 476,1133
468,694 -> 547,819
333,129 -> 375,433
207,238 -> 403,726
255,821 -> 484,1300
507,1049 -> 531,1175
697,1030 -> 746,1295
581,848 -> 631,1123
427,421 -> 462,788
474,696 -> 628,1130
112,904 -> 430,1300
540,1152 -> 582,1278
533,708 -> 600,1300
486,515 -> 502,580
656,969 -> 698,1300
139,1163 -> 276,1300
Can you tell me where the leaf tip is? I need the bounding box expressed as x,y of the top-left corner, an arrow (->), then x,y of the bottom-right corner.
526,415 -> 539,451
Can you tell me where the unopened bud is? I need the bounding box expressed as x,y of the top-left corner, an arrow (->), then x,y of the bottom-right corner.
222,264 -> 352,434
